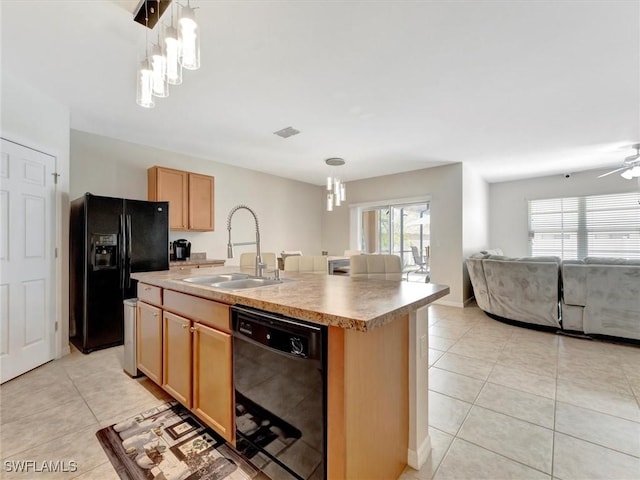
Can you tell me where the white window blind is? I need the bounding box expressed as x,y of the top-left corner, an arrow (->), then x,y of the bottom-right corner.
528,192 -> 640,260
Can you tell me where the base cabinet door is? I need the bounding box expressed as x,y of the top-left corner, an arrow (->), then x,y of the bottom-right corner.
162,312 -> 192,407
136,302 -> 163,384
192,322 -> 234,442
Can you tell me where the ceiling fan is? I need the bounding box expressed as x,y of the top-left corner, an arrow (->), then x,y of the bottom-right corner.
598,144 -> 640,179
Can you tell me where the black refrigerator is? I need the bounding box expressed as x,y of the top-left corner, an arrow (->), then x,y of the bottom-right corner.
70,193 -> 169,353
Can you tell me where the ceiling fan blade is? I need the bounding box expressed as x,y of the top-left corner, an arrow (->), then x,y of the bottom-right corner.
598,167 -> 627,178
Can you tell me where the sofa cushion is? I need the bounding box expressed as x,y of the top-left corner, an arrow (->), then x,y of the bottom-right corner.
583,264 -> 640,340
585,256 -> 640,266
485,255 -> 561,264
479,248 -> 504,256
482,258 -> 561,328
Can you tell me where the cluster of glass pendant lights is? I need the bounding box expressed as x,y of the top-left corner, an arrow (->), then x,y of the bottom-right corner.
136,0 -> 200,108
326,158 -> 346,212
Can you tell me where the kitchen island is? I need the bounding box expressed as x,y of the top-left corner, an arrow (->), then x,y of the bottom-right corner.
132,267 -> 449,480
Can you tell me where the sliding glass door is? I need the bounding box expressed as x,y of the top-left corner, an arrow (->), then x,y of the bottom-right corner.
360,202 -> 430,269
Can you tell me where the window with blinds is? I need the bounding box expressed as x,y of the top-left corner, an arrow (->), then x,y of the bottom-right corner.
528,192 -> 640,260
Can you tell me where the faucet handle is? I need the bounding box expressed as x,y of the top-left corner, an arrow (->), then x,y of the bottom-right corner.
257,261 -> 267,277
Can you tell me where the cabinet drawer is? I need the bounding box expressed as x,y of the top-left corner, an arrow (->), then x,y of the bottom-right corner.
138,283 -> 162,307
163,290 -> 230,332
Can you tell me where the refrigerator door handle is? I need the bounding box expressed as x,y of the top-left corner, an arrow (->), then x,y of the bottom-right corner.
126,214 -> 132,288
119,214 -> 126,289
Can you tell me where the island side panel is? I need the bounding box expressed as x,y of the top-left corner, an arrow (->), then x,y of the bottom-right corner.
327,326 -> 346,479
327,315 -> 410,480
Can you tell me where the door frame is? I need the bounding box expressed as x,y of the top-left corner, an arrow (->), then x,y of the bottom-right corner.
1,136 -> 65,363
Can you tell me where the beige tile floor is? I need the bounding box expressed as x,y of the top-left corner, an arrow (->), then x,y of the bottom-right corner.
401,305 -> 640,480
0,345 -> 172,479
1,304 -> 638,479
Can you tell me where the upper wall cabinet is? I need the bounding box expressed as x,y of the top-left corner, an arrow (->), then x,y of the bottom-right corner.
148,166 -> 215,231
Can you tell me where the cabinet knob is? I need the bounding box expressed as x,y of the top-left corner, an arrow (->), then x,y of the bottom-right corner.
153,312 -> 158,317
190,326 -> 197,333
182,323 -> 189,329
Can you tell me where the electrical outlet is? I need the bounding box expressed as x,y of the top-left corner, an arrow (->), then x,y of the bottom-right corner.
420,334 -> 427,358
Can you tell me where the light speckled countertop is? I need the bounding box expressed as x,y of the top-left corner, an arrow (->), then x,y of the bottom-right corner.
169,258 -> 226,267
132,267 -> 449,332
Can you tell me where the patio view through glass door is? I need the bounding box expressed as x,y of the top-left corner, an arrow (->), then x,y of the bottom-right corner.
360,202 -> 430,281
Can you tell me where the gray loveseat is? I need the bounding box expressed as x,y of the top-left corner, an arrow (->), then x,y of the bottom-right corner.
467,252 -> 640,341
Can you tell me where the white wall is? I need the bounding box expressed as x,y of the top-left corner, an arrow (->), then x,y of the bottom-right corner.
321,164 -> 465,306
70,130 -> 324,264
462,164 -> 490,302
1,73 -> 71,357
490,169 -> 636,257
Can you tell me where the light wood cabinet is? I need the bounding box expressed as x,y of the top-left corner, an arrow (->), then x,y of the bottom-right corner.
192,322 -> 234,441
188,173 -> 215,231
137,283 -> 234,443
148,166 -> 214,231
136,301 -> 163,384
162,311 -> 192,407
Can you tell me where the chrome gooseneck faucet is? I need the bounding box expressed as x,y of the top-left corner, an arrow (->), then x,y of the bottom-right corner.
226,204 -> 266,278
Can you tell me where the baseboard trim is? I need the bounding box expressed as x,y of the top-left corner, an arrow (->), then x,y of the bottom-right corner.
463,296 -> 476,307
434,299 -> 464,308
407,434 -> 432,469
59,344 -> 71,358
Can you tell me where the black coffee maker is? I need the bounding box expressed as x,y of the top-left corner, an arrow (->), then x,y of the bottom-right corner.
173,239 -> 191,261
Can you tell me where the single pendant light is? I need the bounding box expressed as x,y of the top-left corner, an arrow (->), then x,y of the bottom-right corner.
151,1 -> 168,97
164,25 -> 182,85
136,4 -> 155,108
163,2 -> 182,85
136,57 -> 155,108
327,192 -> 334,212
151,42 -> 169,97
179,2 -> 200,70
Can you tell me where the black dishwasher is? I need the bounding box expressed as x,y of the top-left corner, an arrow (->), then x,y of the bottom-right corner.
231,305 -> 326,480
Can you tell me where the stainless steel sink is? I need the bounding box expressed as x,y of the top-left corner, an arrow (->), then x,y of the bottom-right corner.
182,273 -> 251,284
210,277 -> 294,290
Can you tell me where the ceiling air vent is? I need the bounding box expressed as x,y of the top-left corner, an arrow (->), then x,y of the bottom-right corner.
274,127 -> 300,139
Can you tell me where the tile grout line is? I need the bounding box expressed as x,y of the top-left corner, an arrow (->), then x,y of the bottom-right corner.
550,335 -> 560,480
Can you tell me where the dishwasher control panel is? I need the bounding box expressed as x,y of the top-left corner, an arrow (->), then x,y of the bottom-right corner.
237,318 -> 309,358
232,306 -> 325,361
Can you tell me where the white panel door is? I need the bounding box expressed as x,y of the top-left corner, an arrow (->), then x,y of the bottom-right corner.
0,139 -> 56,383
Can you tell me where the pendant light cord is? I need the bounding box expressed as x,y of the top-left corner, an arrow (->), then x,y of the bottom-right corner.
144,1 -> 149,58
157,0 -> 161,43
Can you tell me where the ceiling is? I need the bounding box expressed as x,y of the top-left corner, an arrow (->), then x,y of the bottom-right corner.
2,1 -> 639,185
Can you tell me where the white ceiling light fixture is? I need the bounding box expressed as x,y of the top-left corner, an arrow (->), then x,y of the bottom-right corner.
163,15 -> 182,85
325,158 -> 346,212
178,1 -> 200,71
136,57 -> 155,108
599,144 -> 640,180
134,0 -> 200,108
135,1 -> 155,108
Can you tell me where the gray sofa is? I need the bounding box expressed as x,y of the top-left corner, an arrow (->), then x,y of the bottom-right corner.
467,252 -> 640,341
